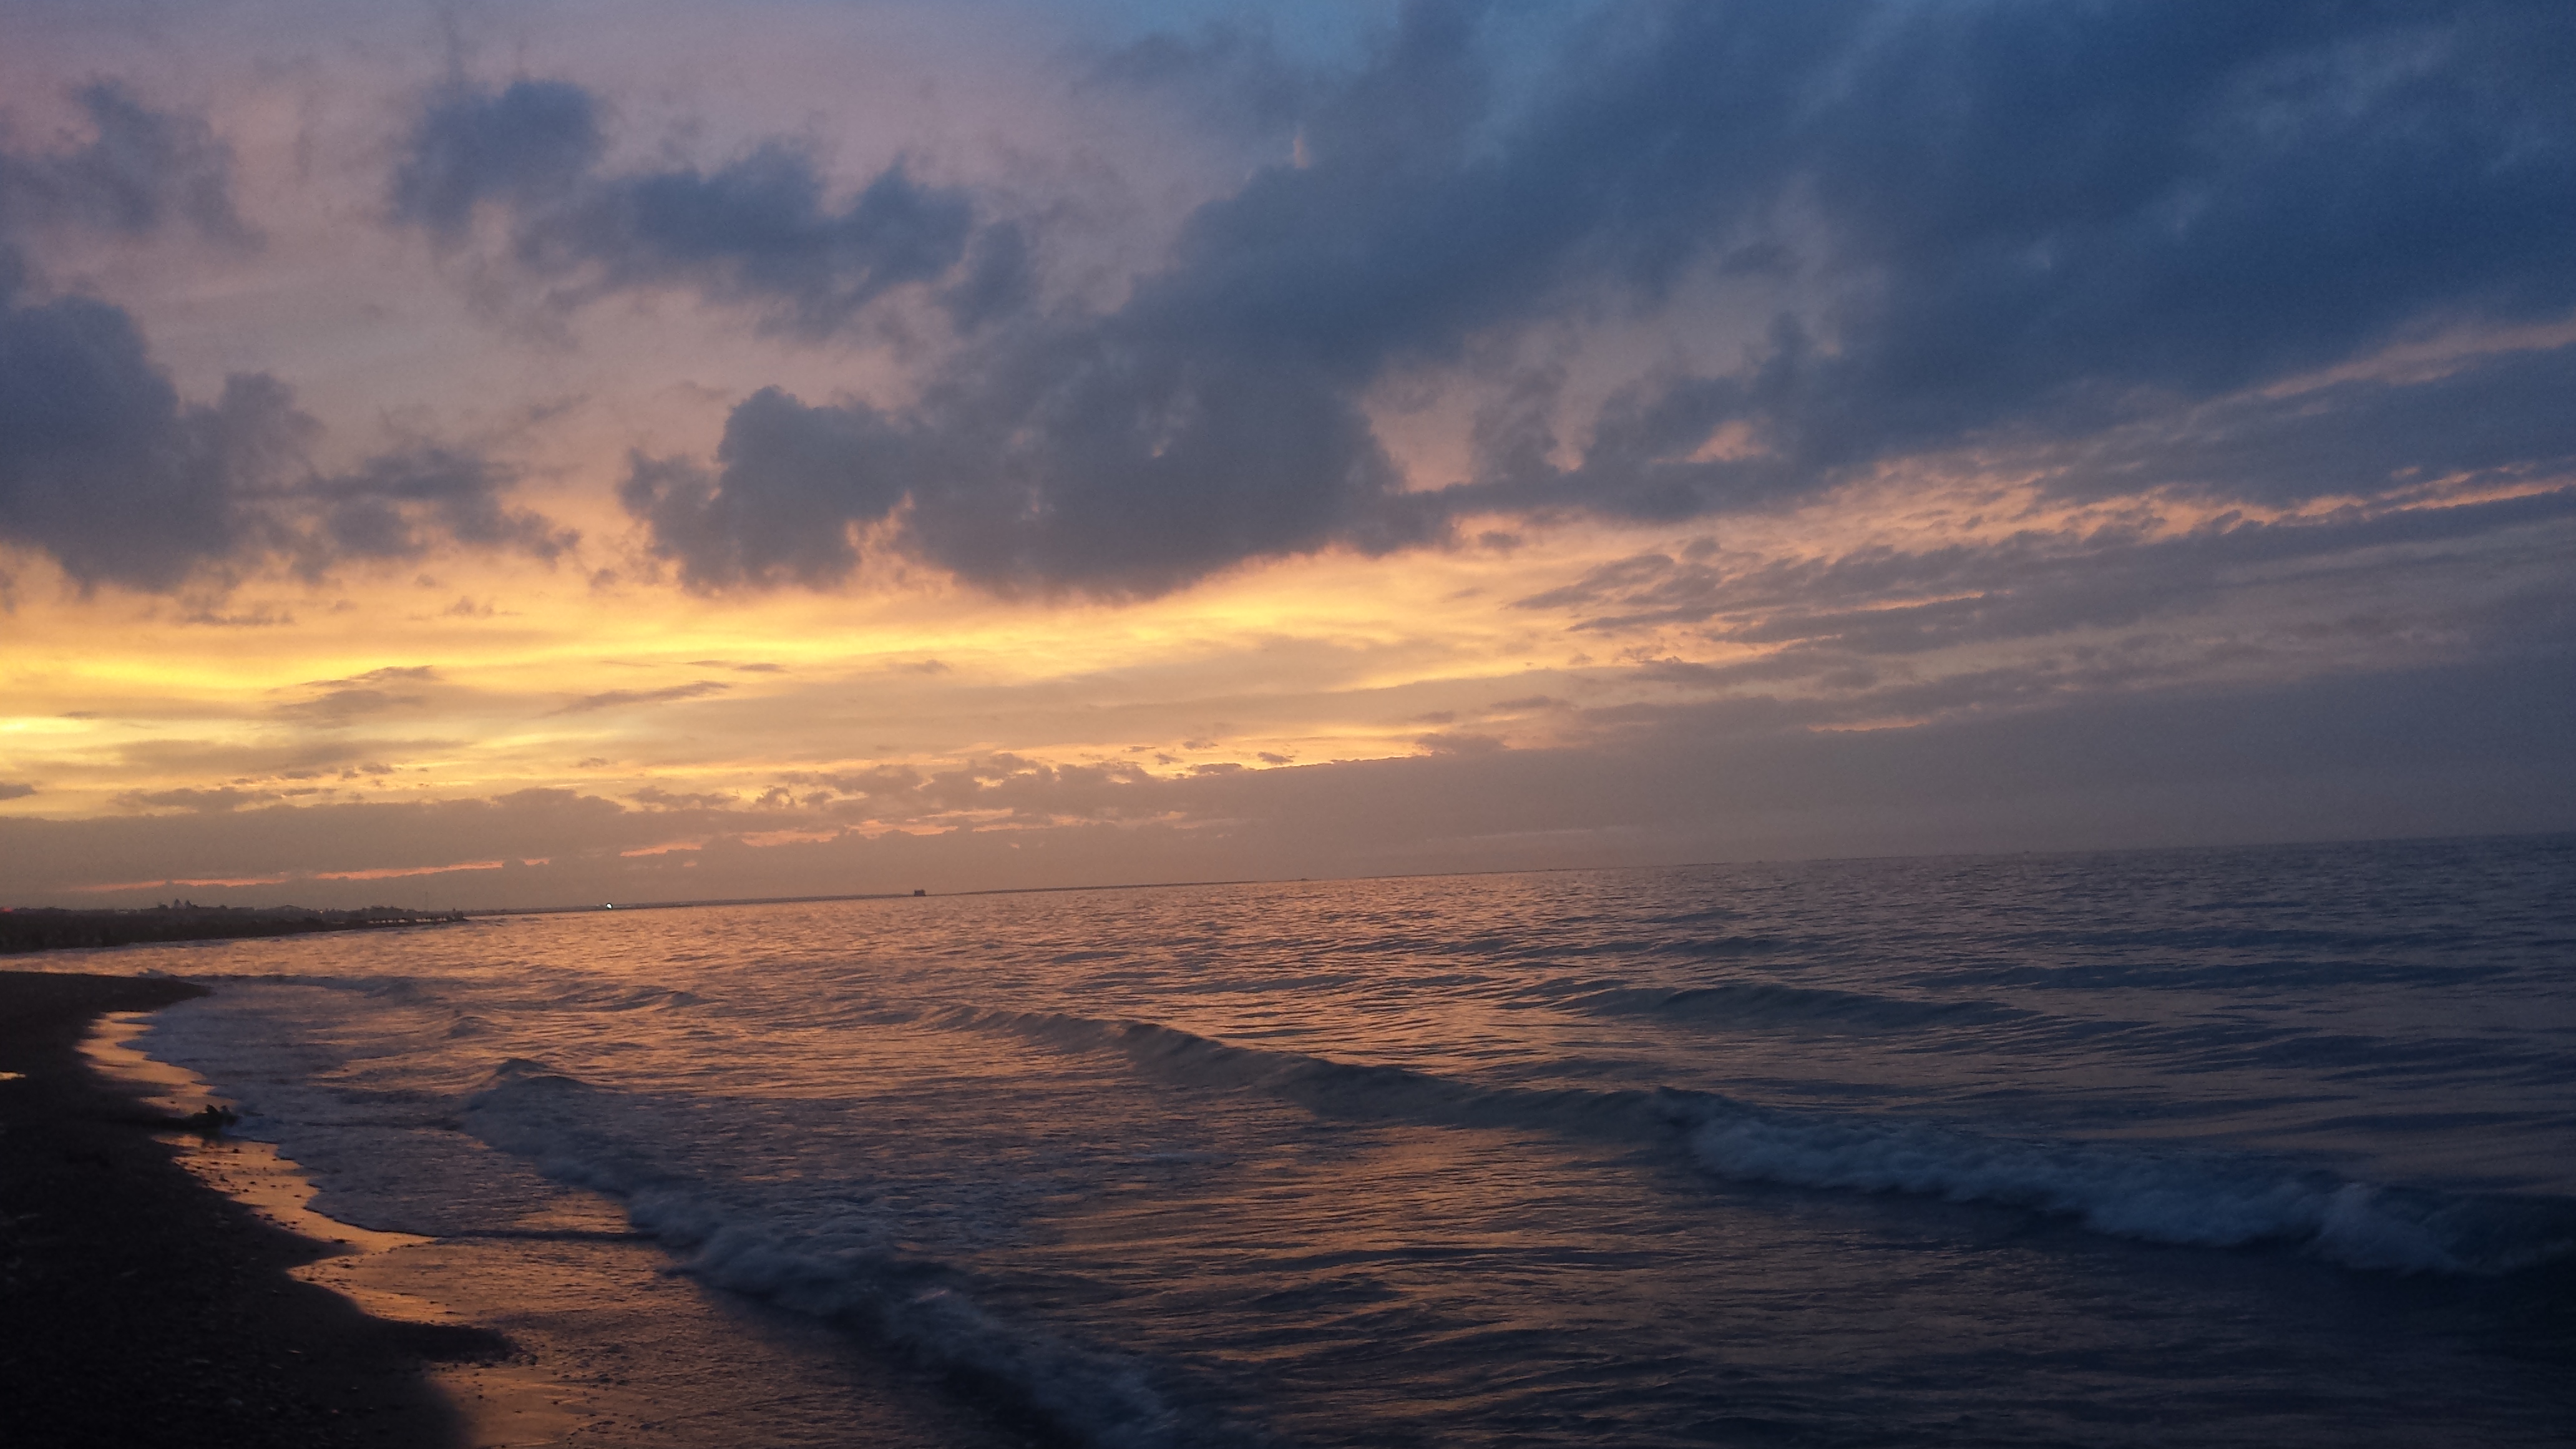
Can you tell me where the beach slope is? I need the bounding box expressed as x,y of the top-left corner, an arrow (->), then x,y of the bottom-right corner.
0,970 -> 492,1448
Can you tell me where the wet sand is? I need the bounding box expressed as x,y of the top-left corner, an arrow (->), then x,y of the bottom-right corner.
0,970 -> 496,1448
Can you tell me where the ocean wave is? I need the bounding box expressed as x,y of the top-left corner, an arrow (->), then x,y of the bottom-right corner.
638,1204 -> 1197,1449
1671,1110 -> 2572,1275
944,1009 -> 2575,1276
462,1062 -> 1222,1448
1520,977 -> 2029,1033
1643,907 -> 1750,925
942,1007 -> 1662,1139
1514,932 -> 1797,961
534,982 -> 709,1012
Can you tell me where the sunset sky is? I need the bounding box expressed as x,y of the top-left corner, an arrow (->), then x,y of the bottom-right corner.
4,0 -> 2572,907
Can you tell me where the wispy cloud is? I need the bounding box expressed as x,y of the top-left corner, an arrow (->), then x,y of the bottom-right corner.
552,681 -> 732,715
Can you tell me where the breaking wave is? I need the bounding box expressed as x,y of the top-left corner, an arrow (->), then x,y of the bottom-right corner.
945,1009 -> 2576,1276
1674,1111 -> 2573,1275
462,1061 -> 1226,1449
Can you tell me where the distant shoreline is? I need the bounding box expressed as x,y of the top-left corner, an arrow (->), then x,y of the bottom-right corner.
0,905 -> 466,957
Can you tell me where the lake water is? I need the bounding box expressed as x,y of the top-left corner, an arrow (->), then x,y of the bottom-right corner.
93,834 -> 2576,1445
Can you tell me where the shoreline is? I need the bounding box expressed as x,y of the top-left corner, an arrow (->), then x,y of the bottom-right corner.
0,969 -> 495,1448
9,966 -> 1043,1449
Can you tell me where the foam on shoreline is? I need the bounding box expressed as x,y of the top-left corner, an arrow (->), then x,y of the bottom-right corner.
104,983 -> 1042,1449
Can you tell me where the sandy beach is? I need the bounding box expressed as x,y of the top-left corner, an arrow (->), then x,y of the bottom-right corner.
0,970 -> 494,1448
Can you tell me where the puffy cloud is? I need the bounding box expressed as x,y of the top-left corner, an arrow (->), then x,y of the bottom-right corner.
625,329 -> 1438,595
0,281 -> 292,589
0,86 -> 269,588
604,0 -> 2576,598
388,68 -> 1444,595
0,88 -> 573,592
619,388 -> 910,589
0,282 -> 574,590
389,79 -> 982,336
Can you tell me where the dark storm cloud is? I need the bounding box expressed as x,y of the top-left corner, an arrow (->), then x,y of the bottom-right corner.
0,88 -> 572,592
607,0 -> 2574,596
390,80 -> 979,336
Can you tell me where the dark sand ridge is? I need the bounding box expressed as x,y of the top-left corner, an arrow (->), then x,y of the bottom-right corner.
0,970 -> 499,1448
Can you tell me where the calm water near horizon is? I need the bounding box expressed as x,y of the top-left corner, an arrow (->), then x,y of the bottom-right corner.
59,834 -> 2576,1445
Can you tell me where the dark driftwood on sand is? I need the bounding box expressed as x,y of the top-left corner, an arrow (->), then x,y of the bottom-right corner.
0,970 -> 497,1448
0,905 -> 463,956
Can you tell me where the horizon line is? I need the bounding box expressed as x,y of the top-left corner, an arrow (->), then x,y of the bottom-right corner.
23,824 -> 2560,920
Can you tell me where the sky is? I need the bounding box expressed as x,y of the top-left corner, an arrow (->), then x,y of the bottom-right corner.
2,0 -> 2572,909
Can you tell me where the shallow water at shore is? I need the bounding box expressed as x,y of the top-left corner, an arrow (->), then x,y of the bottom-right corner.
52,834 -> 2576,1445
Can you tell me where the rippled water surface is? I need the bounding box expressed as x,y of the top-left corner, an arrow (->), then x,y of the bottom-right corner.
109,835 -> 2576,1445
